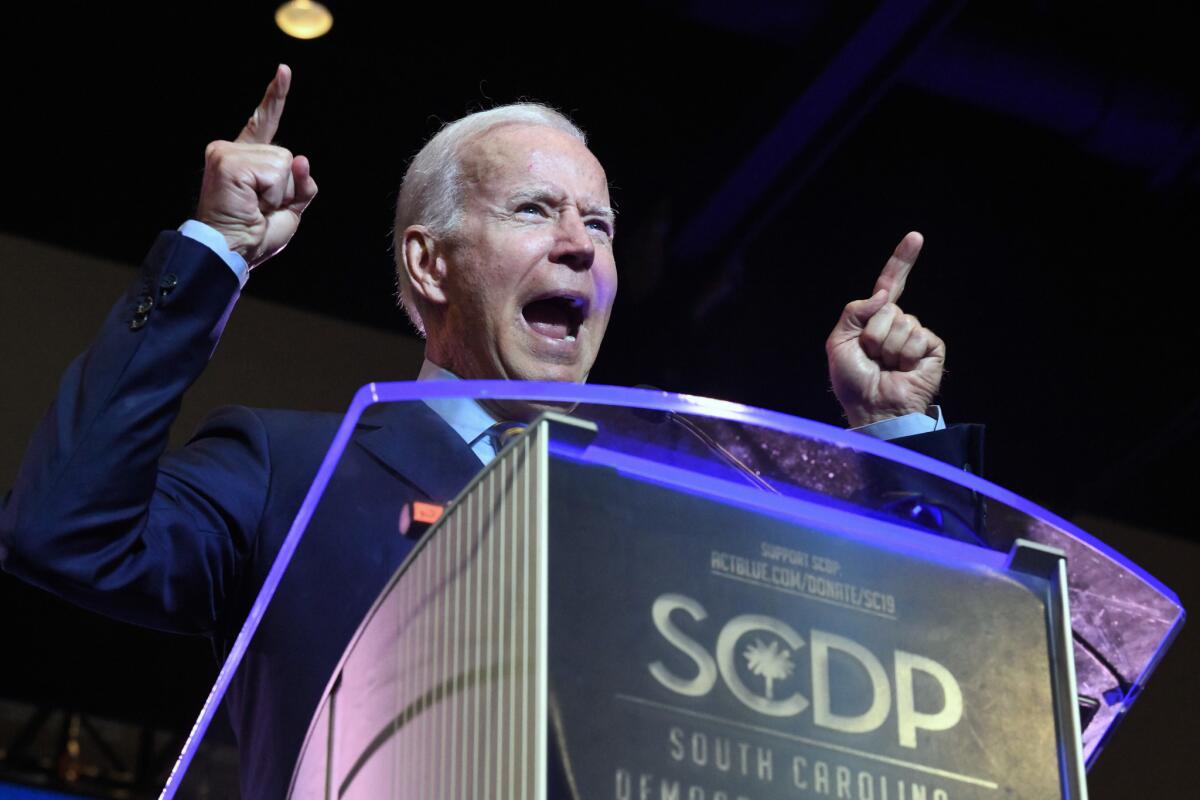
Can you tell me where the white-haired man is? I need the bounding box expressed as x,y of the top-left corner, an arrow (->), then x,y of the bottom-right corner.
1,66 -> 961,796
393,102 -> 619,428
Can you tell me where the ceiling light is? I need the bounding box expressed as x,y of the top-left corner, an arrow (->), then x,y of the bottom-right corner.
276,1 -> 333,40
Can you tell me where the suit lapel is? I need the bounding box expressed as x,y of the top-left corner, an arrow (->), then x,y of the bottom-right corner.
353,400 -> 485,502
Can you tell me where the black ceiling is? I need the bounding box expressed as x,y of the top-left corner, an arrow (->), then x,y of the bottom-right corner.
2,2 -> 1196,533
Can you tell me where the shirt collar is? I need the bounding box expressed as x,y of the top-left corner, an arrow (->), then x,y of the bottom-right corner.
417,358 -> 498,451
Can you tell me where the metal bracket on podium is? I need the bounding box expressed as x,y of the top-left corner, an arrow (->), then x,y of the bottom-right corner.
529,410 -> 598,457
1007,539 -> 1089,800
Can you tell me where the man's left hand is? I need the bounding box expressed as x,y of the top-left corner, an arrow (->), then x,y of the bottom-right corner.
826,232 -> 946,428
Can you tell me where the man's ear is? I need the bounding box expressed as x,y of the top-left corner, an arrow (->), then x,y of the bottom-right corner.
402,226 -> 450,306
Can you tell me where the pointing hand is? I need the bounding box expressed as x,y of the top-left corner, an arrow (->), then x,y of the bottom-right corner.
826,232 -> 946,428
195,64 -> 318,269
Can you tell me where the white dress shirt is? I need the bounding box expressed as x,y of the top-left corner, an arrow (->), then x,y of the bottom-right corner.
415,359 -> 502,464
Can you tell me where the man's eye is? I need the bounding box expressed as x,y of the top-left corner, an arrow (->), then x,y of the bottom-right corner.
516,204 -> 546,216
586,219 -> 614,237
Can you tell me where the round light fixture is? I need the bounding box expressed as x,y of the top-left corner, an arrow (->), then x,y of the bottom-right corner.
276,1 -> 333,40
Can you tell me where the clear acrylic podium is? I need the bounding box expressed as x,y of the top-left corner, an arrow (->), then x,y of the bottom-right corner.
160,383 -> 1184,800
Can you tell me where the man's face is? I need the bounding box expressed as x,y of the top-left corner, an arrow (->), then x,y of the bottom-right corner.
433,123 -> 617,385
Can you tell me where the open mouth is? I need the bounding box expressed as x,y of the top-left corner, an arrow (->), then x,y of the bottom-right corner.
522,293 -> 588,342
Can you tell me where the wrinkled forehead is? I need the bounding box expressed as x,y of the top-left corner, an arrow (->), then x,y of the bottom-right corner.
459,123 -> 610,206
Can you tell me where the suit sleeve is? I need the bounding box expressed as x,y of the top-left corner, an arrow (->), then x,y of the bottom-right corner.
875,423 -> 987,544
0,231 -> 266,634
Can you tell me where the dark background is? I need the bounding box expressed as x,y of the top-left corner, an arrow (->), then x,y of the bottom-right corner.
1,1 -> 1195,796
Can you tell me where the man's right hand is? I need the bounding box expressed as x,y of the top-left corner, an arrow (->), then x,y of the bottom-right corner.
195,64 -> 318,269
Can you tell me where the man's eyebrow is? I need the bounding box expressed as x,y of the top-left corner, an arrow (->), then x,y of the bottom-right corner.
509,188 -> 617,221
583,203 -> 618,222
509,187 -> 565,206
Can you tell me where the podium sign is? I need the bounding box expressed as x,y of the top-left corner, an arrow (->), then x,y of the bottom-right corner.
549,456 -> 1072,800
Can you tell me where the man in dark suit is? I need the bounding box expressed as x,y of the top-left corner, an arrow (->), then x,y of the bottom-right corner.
1,66 -> 965,797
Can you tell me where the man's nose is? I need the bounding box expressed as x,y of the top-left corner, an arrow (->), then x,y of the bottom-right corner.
549,211 -> 595,271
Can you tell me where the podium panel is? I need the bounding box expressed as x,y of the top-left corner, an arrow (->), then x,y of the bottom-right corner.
289,420 -> 552,800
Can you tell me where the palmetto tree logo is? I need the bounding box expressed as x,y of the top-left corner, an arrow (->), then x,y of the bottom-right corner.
743,637 -> 795,700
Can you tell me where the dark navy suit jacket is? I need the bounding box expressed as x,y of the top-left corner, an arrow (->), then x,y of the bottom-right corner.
0,232 -> 487,797
0,231 -> 983,797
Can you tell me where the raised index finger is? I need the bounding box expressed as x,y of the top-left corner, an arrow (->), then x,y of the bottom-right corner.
871,231 -> 923,303
235,64 -> 292,144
